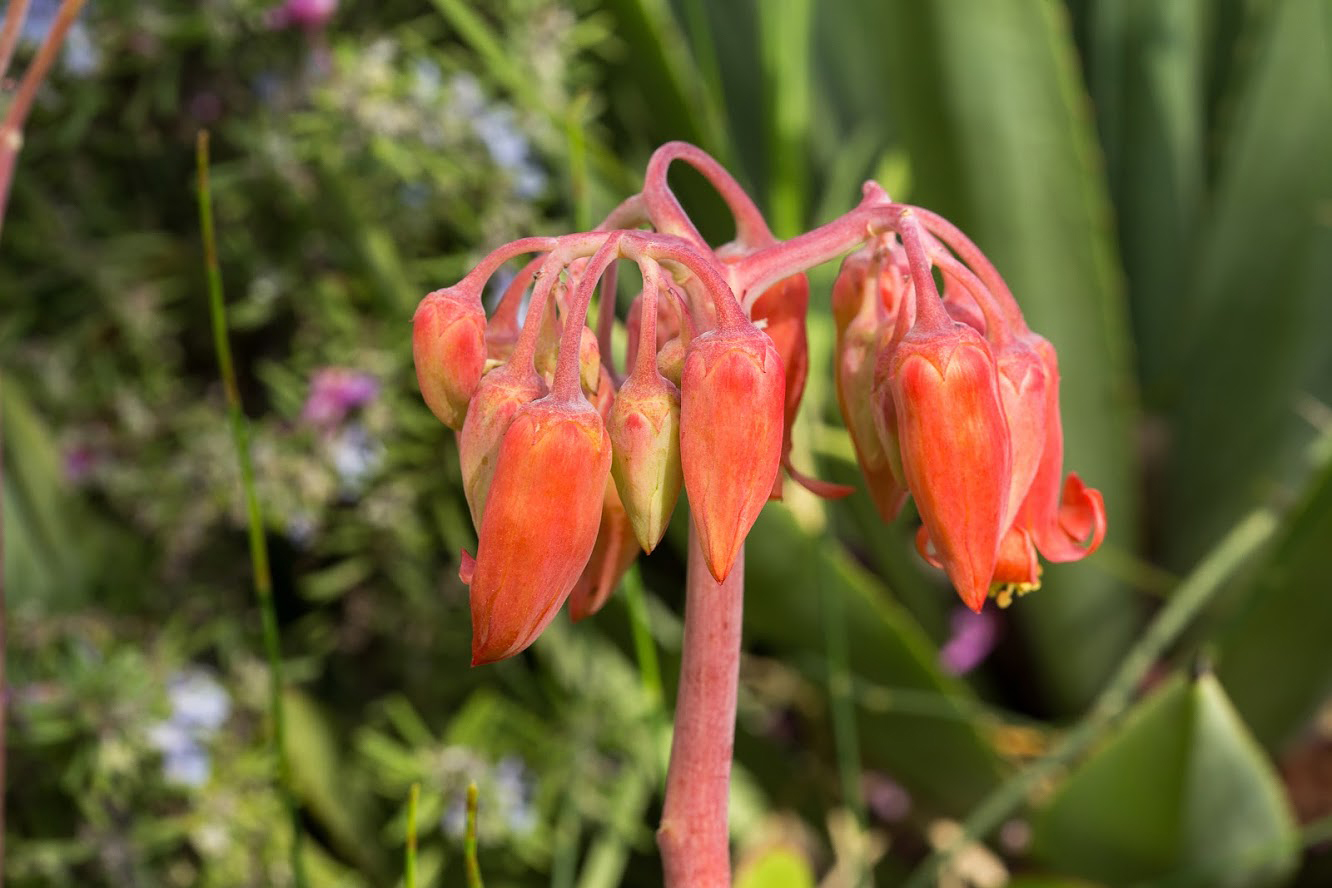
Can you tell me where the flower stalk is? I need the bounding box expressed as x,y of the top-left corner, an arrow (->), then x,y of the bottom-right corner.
658,525 -> 745,887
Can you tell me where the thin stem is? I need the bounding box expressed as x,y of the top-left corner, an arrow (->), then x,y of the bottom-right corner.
0,0 -> 31,83
595,258 -> 619,374
405,782 -> 420,888
732,195 -> 898,300
196,131 -> 309,888
552,233 -> 622,400
634,257 -> 664,377
454,235 -> 561,299
595,193 -> 647,231
893,208 -> 949,330
644,141 -> 775,248
903,505 -> 1281,888
914,207 -> 1026,327
658,527 -> 744,888
490,256 -> 541,332
0,373 -> 7,884
465,782 -> 485,888
625,232 -> 746,329
0,0 -> 85,243
506,250 -> 565,370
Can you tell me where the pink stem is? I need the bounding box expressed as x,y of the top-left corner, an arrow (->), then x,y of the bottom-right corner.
659,527 -> 744,888
507,251 -> 565,369
0,0 -> 31,83
914,207 -> 1027,328
634,257 -> 663,377
552,233 -> 623,400
596,193 -> 648,231
491,256 -> 542,331
595,259 -> 618,372
0,0 -> 86,244
895,208 -> 950,330
625,232 -> 747,328
644,141 -> 775,248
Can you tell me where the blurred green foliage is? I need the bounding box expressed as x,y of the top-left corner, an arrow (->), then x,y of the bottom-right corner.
2,0 -> 1331,886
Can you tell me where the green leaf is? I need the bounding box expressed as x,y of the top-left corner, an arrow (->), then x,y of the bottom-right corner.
1215,455 -> 1332,749
1083,0 -> 1208,394
284,691 -> 387,881
743,505 -> 1007,812
1162,0 -> 1332,567
734,845 -> 817,888
880,0 -> 1141,712
1031,673 -> 1298,887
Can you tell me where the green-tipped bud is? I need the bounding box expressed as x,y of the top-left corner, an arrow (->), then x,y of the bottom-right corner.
607,370 -> 682,553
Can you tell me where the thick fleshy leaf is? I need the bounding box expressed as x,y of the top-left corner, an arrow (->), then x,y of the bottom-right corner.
1161,0 -> 1332,567
1031,673 -> 1298,887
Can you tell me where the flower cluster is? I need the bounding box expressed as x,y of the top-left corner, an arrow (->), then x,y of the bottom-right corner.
414,142 -> 1106,663
830,191 -> 1106,611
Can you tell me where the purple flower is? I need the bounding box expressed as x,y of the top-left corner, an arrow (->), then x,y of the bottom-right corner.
938,606 -> 999,675
63,445 -> 98,483
266,0 -> 337,32
862,771 -> 912,823
302,367 -> 379,428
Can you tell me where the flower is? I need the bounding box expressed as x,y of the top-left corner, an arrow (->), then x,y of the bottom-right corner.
860,211 -> 1106,611
679,324 -> 785,583
266,0 -> 338,32
938,607 -> 1000,675
302,367 -> 379,428
464,396 -> 611,664
146,668 -> 231,788
885,312 -> 1012,613
413,288 -> 488,430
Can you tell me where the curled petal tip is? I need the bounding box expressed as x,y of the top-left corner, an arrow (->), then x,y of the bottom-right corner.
459,549 -> 476,586
783,457 -> 856,500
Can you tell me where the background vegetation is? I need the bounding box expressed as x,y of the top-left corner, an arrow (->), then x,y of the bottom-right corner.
2,0 -> 1330,885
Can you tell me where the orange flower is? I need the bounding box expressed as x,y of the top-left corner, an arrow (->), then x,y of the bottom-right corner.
466,397 -> 612,664
413,288 -> 487,429
887,316 -> 1011,613
679,324 -> 785,583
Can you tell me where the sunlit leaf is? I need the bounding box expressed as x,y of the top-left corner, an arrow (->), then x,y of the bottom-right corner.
1031,673 -> 1298,887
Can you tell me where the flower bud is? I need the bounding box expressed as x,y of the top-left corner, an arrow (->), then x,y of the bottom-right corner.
458,366 -> 546,530
413,288 -> 487,429
889,321 -> 1011,612
749,273 -> 810,499
993,339 -> 1049,530
608,370 -> 682,552
568,477 -> 641,621
832,249 -> 910,520
656,336 -> 686,387
467,397 -> 612,664
578,325 -> 602,397
680,324 -> 784,582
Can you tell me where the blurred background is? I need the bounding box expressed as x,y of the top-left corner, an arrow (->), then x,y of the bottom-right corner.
2,0 -> 1331,885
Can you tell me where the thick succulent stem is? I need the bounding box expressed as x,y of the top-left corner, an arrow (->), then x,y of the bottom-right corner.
658,527 -> 744,888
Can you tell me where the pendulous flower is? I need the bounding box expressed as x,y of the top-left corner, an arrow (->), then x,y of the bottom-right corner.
466,396 -> 612,664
